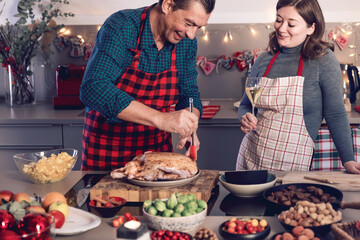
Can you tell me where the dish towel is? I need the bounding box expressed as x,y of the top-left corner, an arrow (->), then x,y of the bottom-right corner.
170,105 -> 220,119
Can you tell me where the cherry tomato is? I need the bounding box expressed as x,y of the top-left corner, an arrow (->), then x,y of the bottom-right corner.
166,231 -> 173,237
227,227 -> 235,233
112,219 -> 120,227
157,230 -> 165,237
356,221 -> 360,230
89,200 -> 95,206
174,232 -> 180,237
124,212 -> 132,221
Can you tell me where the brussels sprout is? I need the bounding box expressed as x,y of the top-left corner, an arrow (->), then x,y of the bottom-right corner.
187,194 -> 196,202
171,212 -> 182,217
181,210 -> 193,216
143,199 -> 152,208
196,199 -> 207,209
177,195 -> 188,205
196,207 -> 204,213
147,206 -> 158,216
174,204 -> 185,213
162,209 -> 174,217
185,200 -> 198,211
0,202 -> 10,211
9,201 -> 21,214
166,194 -> 178,210
175,193 -> 182,198
154,200 -> 166,212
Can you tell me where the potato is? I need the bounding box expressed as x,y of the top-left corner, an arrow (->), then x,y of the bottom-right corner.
301,228 -> 315,239
291,225 -> 304,236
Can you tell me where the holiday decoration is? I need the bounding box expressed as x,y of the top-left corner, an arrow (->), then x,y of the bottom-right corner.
335,33 -> 350,51
69,37 -> 84,58
83,43 -> 94,61
197,56 -> 216,75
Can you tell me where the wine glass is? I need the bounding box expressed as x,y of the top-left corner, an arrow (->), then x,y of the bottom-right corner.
245,76 -> 263,116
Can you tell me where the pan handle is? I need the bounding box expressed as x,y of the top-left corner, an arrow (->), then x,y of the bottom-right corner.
340,201 -> 360,209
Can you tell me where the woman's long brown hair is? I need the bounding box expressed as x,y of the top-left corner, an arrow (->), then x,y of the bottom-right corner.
268,0 -> 334,60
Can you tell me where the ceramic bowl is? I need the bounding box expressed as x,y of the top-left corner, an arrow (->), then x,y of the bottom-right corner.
89,196 -> 126,218
14,148 -> 78,184
218,218 -> 271,240
225,170 -> 268,184
219,173 -> 276,198
142,207 -> 207,232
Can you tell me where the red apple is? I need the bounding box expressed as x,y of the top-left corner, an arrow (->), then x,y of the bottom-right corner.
18,213 -> 52,239
48,210 -> 65,228
0,209 -> 16,231
0,190 -> 14,203
0,230 -> 21,240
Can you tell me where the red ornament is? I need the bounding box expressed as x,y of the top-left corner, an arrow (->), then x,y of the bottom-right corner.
18,213 -> 52,240
0,210 -> 16,231
4,46 -> 10,52
0,230 -> 21,240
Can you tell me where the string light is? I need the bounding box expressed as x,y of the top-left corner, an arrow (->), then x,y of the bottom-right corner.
349,45 -> 356,49
228,31 -> 233,41
203,31 -> 208,41
77,35 -> 85,43
249,25 -> 256,35
349,53 -> 355,57
223,32 -> 228,42
201,26 -> 206,34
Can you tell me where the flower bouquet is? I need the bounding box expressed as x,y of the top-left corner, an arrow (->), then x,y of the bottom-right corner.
0,0 -> 74,106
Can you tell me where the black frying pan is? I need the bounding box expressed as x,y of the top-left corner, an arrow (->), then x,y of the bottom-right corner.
264,183 -> 360,236
263,183 -> 343,214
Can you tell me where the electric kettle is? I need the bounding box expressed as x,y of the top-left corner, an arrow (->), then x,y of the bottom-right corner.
341,64 -> 360,103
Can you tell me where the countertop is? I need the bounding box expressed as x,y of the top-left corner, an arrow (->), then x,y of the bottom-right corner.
0,99 -> 360,124
0,170 -> 359,240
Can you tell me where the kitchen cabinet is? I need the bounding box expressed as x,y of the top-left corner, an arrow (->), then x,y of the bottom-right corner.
173,123 -> 245,170
63,124 -> 84,170
0,124 -> 63,170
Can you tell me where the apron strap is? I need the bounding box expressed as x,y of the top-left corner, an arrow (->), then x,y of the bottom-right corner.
135,6 -> 150,51
263,51 -> 304,77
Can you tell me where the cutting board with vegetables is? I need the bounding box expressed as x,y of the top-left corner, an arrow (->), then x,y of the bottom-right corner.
89,170 -> 219,202
282,171 -> 360,191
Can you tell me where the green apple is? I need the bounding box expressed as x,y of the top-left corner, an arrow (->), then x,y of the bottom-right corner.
48,201 -> 69,218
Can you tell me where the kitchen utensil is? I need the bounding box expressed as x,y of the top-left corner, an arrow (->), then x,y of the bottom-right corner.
77,176 -> 94,207
304,176 -> 336,184
189,98 -> 197,161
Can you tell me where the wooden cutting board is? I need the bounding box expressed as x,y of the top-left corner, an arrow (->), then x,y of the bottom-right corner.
282,171 -> 360,191
89,170 -> 219,202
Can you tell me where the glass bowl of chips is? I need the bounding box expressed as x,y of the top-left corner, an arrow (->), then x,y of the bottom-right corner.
14,148 -> 78,184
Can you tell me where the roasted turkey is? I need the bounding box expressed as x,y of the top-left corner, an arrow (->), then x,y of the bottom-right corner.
110,152 -> 198,181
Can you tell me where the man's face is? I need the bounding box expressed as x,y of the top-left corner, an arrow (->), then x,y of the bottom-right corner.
163,1 -> 210,43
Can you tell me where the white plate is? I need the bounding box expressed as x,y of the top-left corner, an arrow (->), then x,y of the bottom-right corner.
55,207 -> 101,235
128,171 -> 200,187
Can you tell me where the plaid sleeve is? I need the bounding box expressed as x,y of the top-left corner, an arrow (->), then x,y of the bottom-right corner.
175,38 -> 203,116
80,11 -> 139,120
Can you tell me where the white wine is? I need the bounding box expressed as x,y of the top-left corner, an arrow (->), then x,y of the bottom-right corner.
245,87 -> 263,105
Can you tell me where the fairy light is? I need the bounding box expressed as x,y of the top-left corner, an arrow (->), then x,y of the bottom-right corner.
349,45 -> 356,49
59,27 -> 66,34
266,24 -> 272,29
228,31 -> 233,41
223,32 -> 228,42
203,31 -> 208,41
77,35 -> 85,43
249,25 -> 256,35
355,23 -> 360,26
345,31 -> 352,35
201,26 -> 206,34
349,53 -> 355,57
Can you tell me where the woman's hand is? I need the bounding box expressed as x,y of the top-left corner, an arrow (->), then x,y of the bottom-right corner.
240,112 -> 258,133
344,161 -> 360,174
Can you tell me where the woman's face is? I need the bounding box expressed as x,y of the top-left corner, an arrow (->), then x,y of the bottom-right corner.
274,6 -> 315,48
163,1 -> 210,43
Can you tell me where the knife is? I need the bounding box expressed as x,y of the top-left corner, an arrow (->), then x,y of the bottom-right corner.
76,176 -> 94,207
303,176 -> 336,184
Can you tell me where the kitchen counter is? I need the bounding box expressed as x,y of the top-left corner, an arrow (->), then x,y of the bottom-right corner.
1,99 -> 360,124
0,170 -> 359,240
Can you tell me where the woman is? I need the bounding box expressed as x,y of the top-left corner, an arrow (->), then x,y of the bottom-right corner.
237,0 -> 360,174
80,0 -> 215,170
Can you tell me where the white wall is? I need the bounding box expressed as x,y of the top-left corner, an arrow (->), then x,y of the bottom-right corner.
2,0 -> 360,25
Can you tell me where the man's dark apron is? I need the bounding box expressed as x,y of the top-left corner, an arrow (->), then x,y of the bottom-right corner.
82,7 -> 179,170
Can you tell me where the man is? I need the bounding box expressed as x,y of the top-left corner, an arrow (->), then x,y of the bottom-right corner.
80,0 -> 215,170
